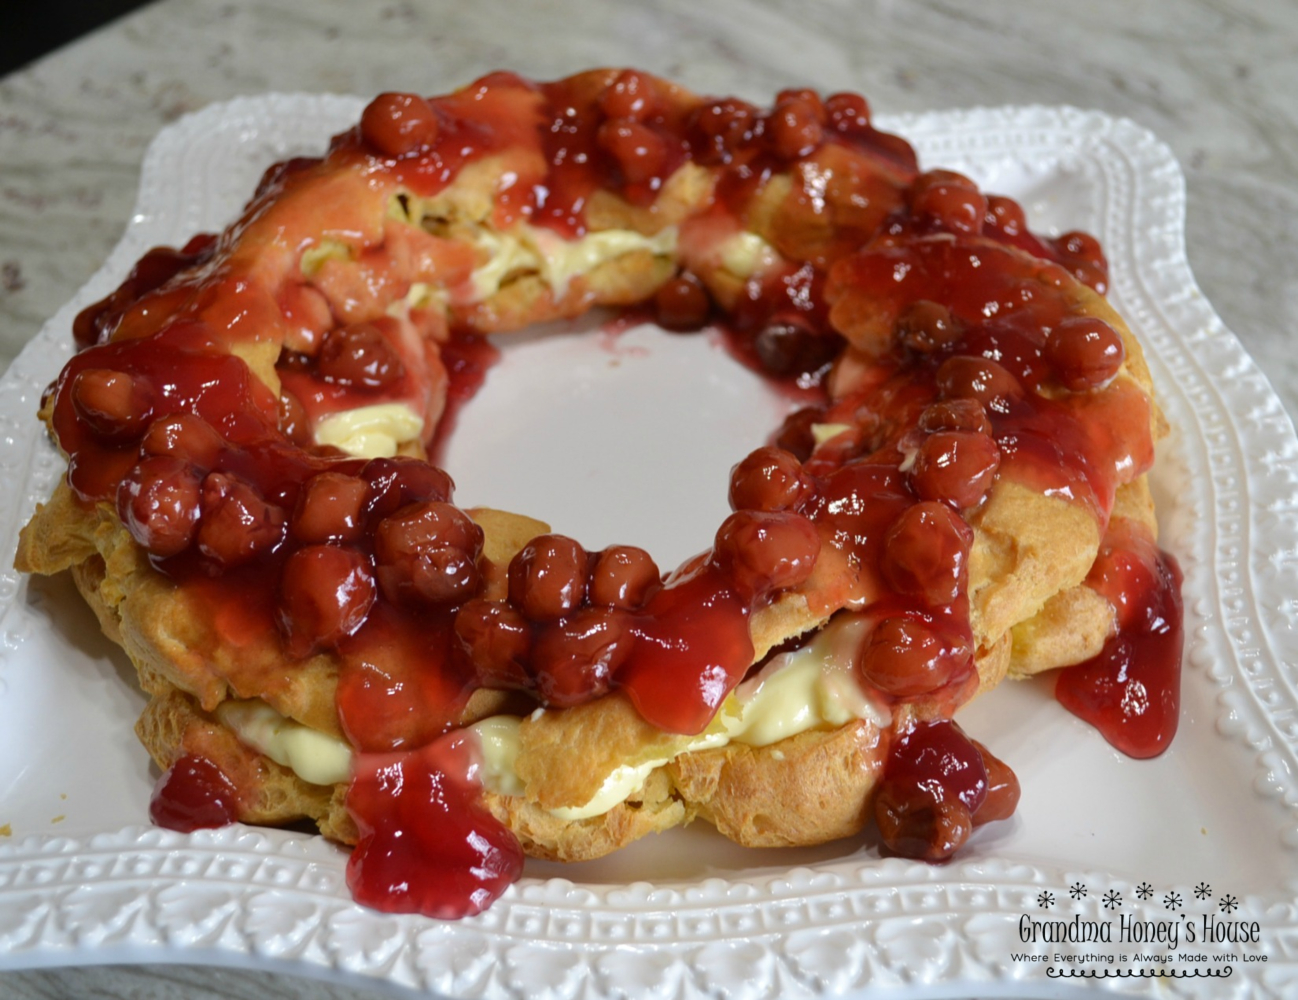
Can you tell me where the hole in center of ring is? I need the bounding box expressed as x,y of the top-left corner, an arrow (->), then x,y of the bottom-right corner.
439,314 -> 806,569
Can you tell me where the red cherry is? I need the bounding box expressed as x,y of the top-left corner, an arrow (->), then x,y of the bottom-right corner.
531,608 -> 632,707
277,544 -> 376,658
768,97 -> 825,160
362,456 -> 455,520
653,273 -> 712,332
917,399 -> 992,437
886,719 -> 988,812
469,70 -> 536,93
896,299 -> 961,354
454,599 -> 533,690
373,501 -> 483,606
824,92 -> 871,133
587,545 -> 660,609
70,368 -> 154,441
318,322 -> 406,390
599,69 -> 659,122
874,778 -> 973,862
360,92 -> 440,157
881,501 -> 972,607
140,414 -> 224,469
858,615 -> 971,697
752,323 -> 839,378
728,445 -> 812,513
117,456 -> 203,557
508,534 -> 588,622
1054,229 -> 1105,266
910,170 -> 987,235
195,472 -> 287,569
874,719 -> 987,861
1044,315 -> 1125,391
689,98 -> 760,164
909,430 -> 1001,510
713,510 -> 820,599
597,118 -> 668,185
1050,230 -> 1109,294
774,88 -> 826,118
917,185 -> 987,235
910,169 -> 978,195
292,471 -> 368,543
983,195 -> 1027,237
935,355 -> 1022,413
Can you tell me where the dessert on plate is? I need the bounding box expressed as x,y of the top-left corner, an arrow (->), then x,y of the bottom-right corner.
15,69 -> 1183,918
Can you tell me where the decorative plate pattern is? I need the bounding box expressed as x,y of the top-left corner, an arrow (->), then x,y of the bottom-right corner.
1,96 -> 1296,998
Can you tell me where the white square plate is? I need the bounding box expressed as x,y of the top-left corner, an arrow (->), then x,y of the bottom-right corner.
1,96 -> 1296,998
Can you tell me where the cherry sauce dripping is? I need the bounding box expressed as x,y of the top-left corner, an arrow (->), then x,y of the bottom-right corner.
1056,530 -> 1185,758
45,70 -> 1184,917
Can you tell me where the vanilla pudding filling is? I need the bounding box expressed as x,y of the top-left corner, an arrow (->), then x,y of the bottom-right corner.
275,218 -> 810,819
305,219 -> 779,461
464,222 -> 680,302
219,611 -> 886,820
215,699 -> 353,787
312,402 -> 425,458
15,70 -> 1184,925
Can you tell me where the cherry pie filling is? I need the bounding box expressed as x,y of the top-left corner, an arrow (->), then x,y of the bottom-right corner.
44,71 -> 1181,918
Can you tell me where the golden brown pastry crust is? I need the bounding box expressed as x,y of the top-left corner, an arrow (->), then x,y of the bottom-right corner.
21,470 -> 1116,862
14,70 -> 1169,867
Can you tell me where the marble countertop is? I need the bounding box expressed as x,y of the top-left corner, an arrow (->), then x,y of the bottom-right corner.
1,1 -> 1295,997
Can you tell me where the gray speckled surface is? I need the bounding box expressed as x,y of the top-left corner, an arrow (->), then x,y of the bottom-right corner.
1,0 -> 1295,997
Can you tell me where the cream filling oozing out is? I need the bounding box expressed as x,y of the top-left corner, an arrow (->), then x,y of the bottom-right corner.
811,422 -> 853,447
215,699 -> 353,787
219,612 -> 885,820
465,222 -> 679,303
536,611 -> 883,820
305,224 -> 781,459
313,402 -> 426,459
715,230 -> 782,279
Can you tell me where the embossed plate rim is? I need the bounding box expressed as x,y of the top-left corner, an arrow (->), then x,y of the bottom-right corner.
1,95 -> 1296,999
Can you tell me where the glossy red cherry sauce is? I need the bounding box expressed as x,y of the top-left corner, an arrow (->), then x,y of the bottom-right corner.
46,70 -> 1181,917
800,242 -> 1178,835
1056,519 -> 1184,758
346,732 -> 523,918
73,234 -> 219,349
427,333 -> 500,466
52,321 -> 282,503
822,236 -> 1149,516
617,562 -> 754,733
149,754 -> 242,832
873,720 -> 1023,860
874,720 -> 984,861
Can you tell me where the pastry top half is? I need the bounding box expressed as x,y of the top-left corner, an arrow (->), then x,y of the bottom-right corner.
15,70 -> 1179,918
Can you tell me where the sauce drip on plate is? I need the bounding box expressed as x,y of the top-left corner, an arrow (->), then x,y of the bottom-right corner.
48,70 -> 1181,917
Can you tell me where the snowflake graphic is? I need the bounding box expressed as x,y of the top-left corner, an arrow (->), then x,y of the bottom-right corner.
1164,892 -> 1183,911
1037,891 -> 1055,910
1135,882 -> 1154,901
1219,894 -> 1239,914
1069,882 -> 1087,900
1194,882 -> 1212,900
1103,889 -> 1123,910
